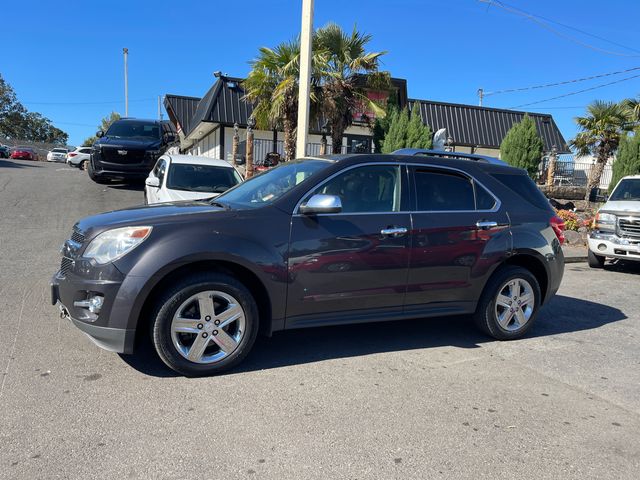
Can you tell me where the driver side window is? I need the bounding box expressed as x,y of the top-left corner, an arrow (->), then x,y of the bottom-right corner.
310,165 -> 401,213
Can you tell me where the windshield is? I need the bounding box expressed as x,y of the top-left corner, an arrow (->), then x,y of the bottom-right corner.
166,164 -> 242,193
610,178 -> 640,201
106,121 -> 161,140
215,159 -> 332,208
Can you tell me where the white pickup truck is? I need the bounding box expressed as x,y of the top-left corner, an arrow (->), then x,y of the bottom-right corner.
588,175 -> 640,267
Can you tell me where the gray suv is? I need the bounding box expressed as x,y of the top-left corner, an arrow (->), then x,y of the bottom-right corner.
52,152 -> 565,376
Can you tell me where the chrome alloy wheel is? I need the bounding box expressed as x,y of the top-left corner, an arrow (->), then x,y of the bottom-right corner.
494,278 -> 535,332
170,290 -> 246,364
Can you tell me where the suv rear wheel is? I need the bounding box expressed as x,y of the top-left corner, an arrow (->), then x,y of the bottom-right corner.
474,266 -> 541,340
151,272 -> 259,376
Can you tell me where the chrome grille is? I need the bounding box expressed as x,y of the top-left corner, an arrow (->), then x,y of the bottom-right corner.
618,217 -> 640,237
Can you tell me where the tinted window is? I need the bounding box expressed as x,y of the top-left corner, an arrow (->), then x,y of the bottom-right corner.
106,121 -> 161,140
217,159 -> 330,208
610,178 -> 640,201
475,183 -> 497,210
167,164 -> 241,193
310,165 -> 401,213
414,170 -> 474,211
491,173 -> 551,210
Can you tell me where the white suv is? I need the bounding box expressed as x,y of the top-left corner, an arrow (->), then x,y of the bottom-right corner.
47,148 -> 69,162
66,147 -> 92,168
588,175 -> 640,267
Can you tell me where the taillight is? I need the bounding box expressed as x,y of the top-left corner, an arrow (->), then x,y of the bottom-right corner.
550,215 -> 565,245
68,153 -> 77,157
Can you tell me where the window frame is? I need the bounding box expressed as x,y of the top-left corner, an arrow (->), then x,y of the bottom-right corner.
409,164 -> 501,213
294,162 -> 410,216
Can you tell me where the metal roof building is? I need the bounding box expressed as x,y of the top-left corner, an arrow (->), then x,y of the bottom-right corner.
409,99 -> 570,153
164,75 -> 570,158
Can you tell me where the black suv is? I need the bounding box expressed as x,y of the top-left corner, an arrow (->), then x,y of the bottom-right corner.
88,118 -> 176,183
52,152 -> 565,376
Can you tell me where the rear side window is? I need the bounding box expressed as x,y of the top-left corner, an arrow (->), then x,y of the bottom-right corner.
413,169 -> 475,211
491,173 -> 550,210
476,184 -> 497,210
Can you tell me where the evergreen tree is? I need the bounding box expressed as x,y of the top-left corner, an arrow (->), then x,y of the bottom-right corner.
382,108 -> 409,153
610,130 -> 640,191
500,114 -> 544,178
406,104 -> 432,149
380,105 -> 432,153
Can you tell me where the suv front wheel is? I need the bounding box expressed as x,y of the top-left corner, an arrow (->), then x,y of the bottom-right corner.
151,272 -> 259,376
474,266 -> 541,340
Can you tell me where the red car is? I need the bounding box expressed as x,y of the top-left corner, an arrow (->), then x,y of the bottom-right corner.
10,147 -> 38,161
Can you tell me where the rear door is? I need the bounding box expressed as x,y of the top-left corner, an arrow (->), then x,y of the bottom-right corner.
286,164 -> 411,325
405,165 -> 510,316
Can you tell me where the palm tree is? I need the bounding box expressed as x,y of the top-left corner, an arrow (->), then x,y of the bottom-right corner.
570,100 -> 632,200
243,41 -> 301,161
315,23 -> 388,154
622,95 -> 640,123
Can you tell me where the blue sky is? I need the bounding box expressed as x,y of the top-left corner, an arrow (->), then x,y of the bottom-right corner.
2,0 -> 639,146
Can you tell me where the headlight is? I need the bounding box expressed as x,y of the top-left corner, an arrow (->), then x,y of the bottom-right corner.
594,212 -> 615,231
83,226 -> 152,264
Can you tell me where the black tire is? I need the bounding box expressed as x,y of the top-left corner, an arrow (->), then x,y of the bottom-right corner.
80,160 -> 87,171
151,272 -> 259,376
473,265 -> 541,340
588,249 -> 605,268
87,160 -> 108,184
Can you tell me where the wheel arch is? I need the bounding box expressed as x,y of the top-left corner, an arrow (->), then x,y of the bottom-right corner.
503,253 -> 549,304
133,259 -> 274,348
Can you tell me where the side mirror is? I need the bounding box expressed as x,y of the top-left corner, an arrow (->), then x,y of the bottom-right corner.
96,130 -> 104,138
299,194 -> 342,215
145,177 -> 160,188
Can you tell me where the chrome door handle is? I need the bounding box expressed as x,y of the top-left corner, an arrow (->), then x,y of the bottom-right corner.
380,227 -> 408,237
476,220 -> 498,229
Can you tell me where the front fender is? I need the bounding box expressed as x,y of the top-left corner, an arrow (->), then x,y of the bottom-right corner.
110,209 -> 291,331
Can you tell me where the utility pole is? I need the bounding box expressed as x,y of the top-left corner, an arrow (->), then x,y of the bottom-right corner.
477,88 -> 484,107
158,95 -> 163,121
123,48 -> 129,117
296,0 -> 314,159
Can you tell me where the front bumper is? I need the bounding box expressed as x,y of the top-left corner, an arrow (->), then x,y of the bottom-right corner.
588,232 -> 640,261
51,265 -> 136,354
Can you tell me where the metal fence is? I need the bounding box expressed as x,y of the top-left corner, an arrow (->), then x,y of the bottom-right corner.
538,158 -> 613,189
238,138 -> 352,161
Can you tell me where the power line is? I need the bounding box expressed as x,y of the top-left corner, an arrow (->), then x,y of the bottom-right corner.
21,98 -> 156,106
486,66 -> 640,96
481,0 -> 640,57
510,73 -> 640,109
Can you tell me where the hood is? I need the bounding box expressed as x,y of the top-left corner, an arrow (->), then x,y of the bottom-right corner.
600,200 -> 640,216
75,201 -> 226,236
96,137 -> 161,150
164,189 -> 221,202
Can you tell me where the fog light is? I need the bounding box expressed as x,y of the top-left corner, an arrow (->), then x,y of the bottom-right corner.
598,244 -> 607,252
74,294 -> 104,314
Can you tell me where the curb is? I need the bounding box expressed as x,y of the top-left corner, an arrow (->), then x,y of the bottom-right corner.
564,256 -> 587,264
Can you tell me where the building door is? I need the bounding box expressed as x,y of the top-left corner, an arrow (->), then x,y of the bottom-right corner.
345,135 -> 372,154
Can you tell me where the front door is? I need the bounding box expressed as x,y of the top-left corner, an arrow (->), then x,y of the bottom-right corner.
286,164 -> 410,326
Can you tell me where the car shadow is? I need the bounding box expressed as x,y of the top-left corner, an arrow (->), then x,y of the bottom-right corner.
119,294 -> 627,378
0,159 -> 42,168
107,182 -> 145,192
605,260 -> 640,275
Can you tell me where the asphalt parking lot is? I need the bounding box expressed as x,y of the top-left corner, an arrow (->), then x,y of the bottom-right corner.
1,158 -> 639,479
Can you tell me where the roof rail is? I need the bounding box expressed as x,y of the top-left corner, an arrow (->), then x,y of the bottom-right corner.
391,148 -> 507,166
